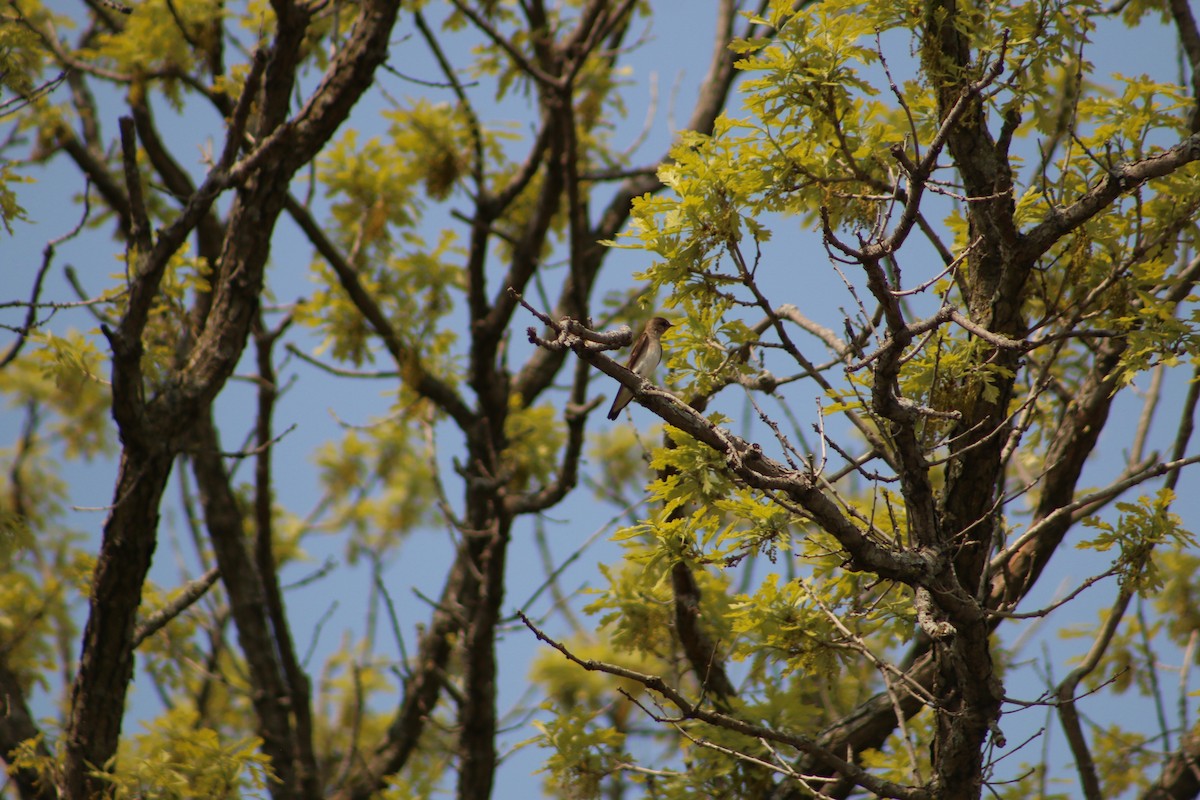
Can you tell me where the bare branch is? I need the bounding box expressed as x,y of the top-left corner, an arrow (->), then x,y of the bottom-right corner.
132,568 -> 221,647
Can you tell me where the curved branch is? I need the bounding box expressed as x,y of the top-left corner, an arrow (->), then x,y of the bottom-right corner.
519,611 -> 933,800
1056,579 -> 1137,800
1021,133 -> 1200,261
283,195 -> 475,429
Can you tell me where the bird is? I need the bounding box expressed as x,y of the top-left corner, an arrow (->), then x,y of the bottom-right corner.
607,316 -> 673,420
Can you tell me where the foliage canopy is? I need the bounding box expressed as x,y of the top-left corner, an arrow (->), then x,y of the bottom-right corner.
2,1 -> 1200,799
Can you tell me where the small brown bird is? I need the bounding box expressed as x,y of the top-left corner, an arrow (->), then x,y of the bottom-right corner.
607,316 -> 673,420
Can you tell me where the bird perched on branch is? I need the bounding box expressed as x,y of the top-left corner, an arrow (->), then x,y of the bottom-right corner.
607,316 -> 673,420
